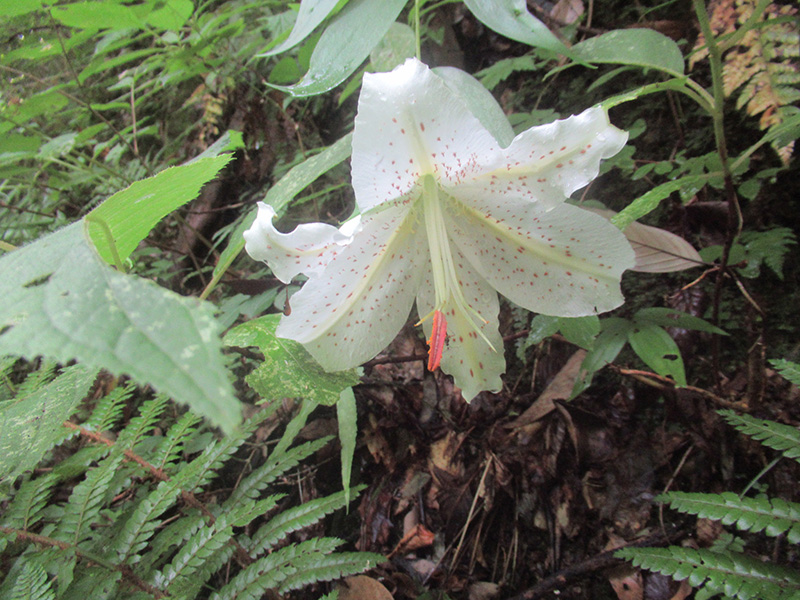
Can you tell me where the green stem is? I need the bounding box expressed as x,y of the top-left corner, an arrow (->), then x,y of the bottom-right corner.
414,0 -> 422,60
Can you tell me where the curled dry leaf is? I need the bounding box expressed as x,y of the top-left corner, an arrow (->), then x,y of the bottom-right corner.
337,575 -> 394,600
587,208 -> 703,272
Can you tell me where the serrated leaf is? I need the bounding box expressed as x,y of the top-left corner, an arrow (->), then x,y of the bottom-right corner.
0,223 -> 241,433
720,409 -> 800,463
572,28 -> 685,75
272,0 -> 407,97
0,365 -> 97,482
627,322 -> 686,385
86,155 -> 233,267
224,315 -> 360,405
463,0 -> 570,57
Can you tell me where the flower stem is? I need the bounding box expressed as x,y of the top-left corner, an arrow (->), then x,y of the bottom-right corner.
414,0 -> 422,60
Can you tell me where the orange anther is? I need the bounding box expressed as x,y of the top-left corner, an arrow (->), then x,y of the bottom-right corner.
427,310 -> 448,371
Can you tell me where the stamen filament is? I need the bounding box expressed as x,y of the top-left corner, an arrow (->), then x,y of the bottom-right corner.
420,175 -> 497,353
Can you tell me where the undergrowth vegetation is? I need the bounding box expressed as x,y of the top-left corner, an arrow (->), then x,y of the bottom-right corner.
0,0 -> 798,598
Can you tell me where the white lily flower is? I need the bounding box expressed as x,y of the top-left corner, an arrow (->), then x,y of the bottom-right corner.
244,58 -> 635,400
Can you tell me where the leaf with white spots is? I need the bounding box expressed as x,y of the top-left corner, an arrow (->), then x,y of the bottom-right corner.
0,364 -> 97,481
0,222 -> 241,433
224,315 -> 360,406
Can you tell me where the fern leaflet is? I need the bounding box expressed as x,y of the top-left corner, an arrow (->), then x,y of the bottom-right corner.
9,561 -> 54,600
54,454 -> 124,546
719,409 -> 800,463
660,491 -> 800,543
246,486 -> 364,556
1,473 -> 59,531
771,359 -> 800,387
617,546 -> 800,599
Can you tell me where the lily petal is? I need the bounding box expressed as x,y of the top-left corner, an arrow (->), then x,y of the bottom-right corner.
417,244 -> 504,401
352,58 -> 502,213
276,200 -> 428,370
447,197 -> 635,316
243,203 -> 360,283
453,107 -> 628,211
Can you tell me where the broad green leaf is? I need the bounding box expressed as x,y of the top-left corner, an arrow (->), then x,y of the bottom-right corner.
572,317 -> 632,397
140,0 -> 194,30
612,174 -> 713,230
37,133 -> 78,160
0,365 -> 97,482
224,315 -> 361,406
463,0 -> 570,57
572,29 -> 685,76
337,386 -> 357,503
370,22 -> 415,72
627,323 -> 686,385
0,0 -> 42,17
211,133 -> 352,284
261,0 -> 345,57
50,2 -> 146,29
273,0 -> 407,97
0,223 -> 241,433
634,308 -> 727,336
434,66 -> 515,148
558,315 -> 600,350
86,155 -> 233,267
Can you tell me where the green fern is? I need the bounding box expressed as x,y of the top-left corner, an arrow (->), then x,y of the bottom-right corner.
618,546 -> 800,599
659,491 -> 800,543
0,382 -> 382,600
618,400 -> 800,599
9,562 -> 55,600
770,359 -> 800,388
719,409 -> 800,463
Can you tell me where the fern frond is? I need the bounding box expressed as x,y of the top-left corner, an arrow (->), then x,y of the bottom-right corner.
719,409 -> 800,463
770,359 -> 800,387
227,436 -> 332,508
156,513 -> 236,591
211,537 -> 344,600
13,362 -> 58,401
111,478 -> 186,565
84,384 -> 134,433
115,395 -> 169,451
1,474 -> 59,531
660,491 -> 800,543
9,561 -> 54,600
279,551 -> 386,594
617,546 -> 800,599
179,405 -> 279,493
54,454 -> 124,546
138,511 -> 205,575
148,410 -> 202,473
318,592 -> 339,600
246,486 -> 364,557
